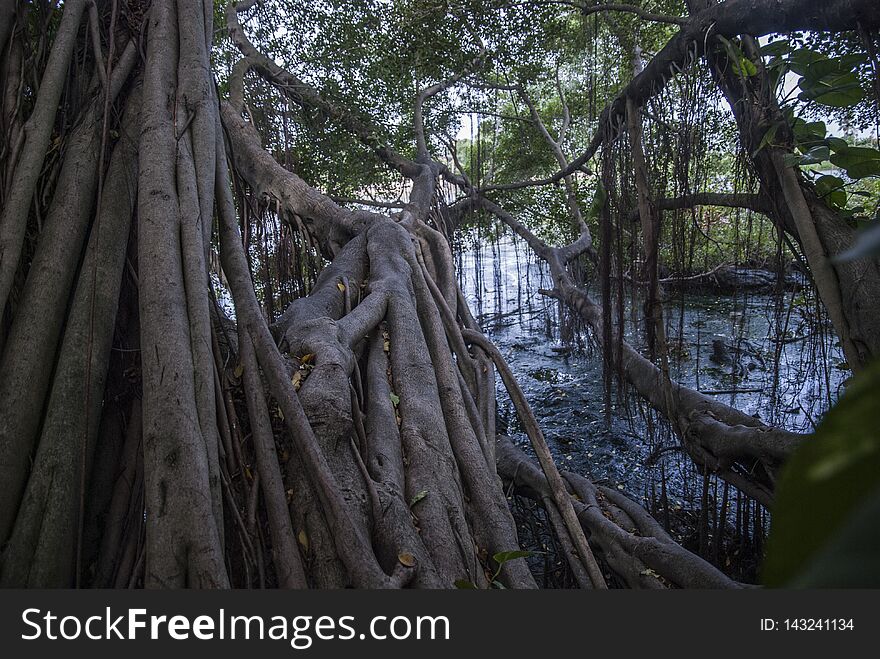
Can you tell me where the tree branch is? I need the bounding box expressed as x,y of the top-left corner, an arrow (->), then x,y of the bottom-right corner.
414,40 -> 486,157
481,0 -> 880,192
578,2 -> 687,26
226,1 -> 422,178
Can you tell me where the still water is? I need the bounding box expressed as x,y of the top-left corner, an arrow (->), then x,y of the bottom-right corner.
458,236 -> 846,511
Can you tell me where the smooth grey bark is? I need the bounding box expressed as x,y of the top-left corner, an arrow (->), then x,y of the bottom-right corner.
137,0 -> 228,588
0,42 -> 137,544
0,82 -> 141,587
238,330 -> 309,588
0,0 -> 87,316
221,105 -> 535,585
175,0 -> 224,546
0,0 -> 15,62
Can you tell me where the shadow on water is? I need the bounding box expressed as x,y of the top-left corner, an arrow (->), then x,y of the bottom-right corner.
458,234 -> 847,582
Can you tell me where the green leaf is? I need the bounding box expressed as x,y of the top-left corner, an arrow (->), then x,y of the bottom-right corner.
389,392 -> 400,406
787,48 -> 825,75
588,180 -> 607,221
453,579 -> 477,589
802,54 -> 867,82
798,72 -> 863,107
793,120 -> 826,143
718,36 -> 756,78
760,39 -> 790,57
802,58 -> 846,82
409,489 -> 428,507
753,123 -> 779,156
806,87 -> 863,108
826,136 -> 849,152
492,550 -> 534,565
830,146 -> 880,179
782,153 -> 803,168
791,488 -> 880,587
763,359 -> 880,586
798,145 -> 830,166
814,174 -> 847,209
733,56 -> 757,77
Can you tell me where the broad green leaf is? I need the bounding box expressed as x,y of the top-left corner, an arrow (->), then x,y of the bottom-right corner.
787,48 -> 825,75
453,579 -> 477,589
798,71 -> 863,107
760,39 -> 790,57
492,550 -> 534,565
802,53 -> 866,82
791,488 -> 880,587
830,146 -> 880,179
826,137 -> 848,152
763,359 -> 880,586
807,87 -> 863,108
798,145 -> 830,166
782,153 -> 803,168
803,58 -> 842,82
793,120 -> 826,142
814,174 -> 846,209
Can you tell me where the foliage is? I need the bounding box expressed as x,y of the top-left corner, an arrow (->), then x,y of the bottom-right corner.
773,30 -> 880,131
454,550 -> 536,589
754,39 -> 880,226
763,359 -> 880,587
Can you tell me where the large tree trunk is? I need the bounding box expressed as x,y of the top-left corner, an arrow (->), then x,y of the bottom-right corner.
0,0 -> 836,590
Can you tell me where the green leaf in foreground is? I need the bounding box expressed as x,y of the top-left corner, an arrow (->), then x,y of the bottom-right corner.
763,359 -> 880,586
830,146 -> 880,179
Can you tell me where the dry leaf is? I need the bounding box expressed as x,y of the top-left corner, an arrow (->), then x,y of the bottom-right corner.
397,552 -> 415,567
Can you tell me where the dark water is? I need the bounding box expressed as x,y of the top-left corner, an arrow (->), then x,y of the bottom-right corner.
458,236 -> 846,513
